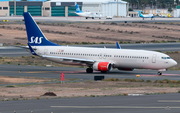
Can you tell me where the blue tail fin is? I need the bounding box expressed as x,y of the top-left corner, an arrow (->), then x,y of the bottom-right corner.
116,42 -> 121,49
138,11 -> 143,17
75,4 -> 82,13
23,12 -> 58,46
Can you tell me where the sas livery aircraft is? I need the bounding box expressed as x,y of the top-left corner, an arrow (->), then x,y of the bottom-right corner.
24,12 -> 177,75
139,11 -> 155,20
75,4 -> 102,19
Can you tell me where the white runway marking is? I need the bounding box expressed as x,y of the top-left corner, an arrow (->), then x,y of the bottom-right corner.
51,106 -> 180,109
158,100 -> 180,102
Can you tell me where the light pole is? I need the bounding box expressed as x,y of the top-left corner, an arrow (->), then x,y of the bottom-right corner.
151,1 -> 153,9
117,0 -> 118,17
14,0 -> 16,16
155,0 -> 157,9
137,0 -> 139,9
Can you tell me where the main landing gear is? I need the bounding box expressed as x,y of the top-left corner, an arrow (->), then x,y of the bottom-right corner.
157,71 -> 162,75
86,68 -> 93,73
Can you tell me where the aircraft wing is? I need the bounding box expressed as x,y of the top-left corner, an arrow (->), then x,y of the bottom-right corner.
41,55 -> 95,64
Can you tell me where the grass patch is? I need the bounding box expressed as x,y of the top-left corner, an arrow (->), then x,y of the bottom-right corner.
6,85 -> 15,88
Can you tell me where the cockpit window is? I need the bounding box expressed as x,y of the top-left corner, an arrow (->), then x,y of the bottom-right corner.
161,57 -> 171,59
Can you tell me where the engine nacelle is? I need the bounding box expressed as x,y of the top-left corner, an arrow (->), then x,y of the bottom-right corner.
93,62 -> 112,71
118,68 -> 134,71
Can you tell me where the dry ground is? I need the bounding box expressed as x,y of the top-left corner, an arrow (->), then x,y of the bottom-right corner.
0,22 -> 180,45
0,76 -> 49,84
0,76 -> 180,101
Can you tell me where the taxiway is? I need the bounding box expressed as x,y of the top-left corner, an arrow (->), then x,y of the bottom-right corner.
1,93 -> 180,113
0,64 -> 180,81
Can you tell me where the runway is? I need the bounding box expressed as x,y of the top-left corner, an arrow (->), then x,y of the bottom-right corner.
1,93 -> 180,113
0,64 -> 180,81
1,16 -> 180,23
0,43 -> 180,57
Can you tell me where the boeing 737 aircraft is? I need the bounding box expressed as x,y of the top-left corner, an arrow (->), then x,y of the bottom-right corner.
24,12 -> 177,75
139,11 -> 155,20
75,4 -> 102,19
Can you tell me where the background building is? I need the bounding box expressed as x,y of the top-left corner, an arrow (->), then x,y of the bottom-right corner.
0,1 -> 43,16
43,2 -> 82,17
0,0 -> 127,17
101,0 -> 128,17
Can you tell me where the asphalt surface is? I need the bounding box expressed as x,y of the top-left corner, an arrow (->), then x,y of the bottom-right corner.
1,93 -> 180,113
0,64 -> 180,81
0,43 -> 180,57
1,16 -> 180,23
0,46 -> 31,57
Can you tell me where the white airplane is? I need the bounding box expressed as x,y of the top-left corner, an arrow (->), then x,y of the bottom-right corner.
75,4 -> 102,19
139,11 -> 155,20
24,12 -> 177,75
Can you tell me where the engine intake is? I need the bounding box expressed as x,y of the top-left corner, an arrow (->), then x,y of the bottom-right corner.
93,62 -> 112,71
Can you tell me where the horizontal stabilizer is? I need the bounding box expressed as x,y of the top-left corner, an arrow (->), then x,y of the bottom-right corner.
27,43 -> 37,55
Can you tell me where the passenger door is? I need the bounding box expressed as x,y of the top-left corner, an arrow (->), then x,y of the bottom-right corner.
152,54 -> 156,63
44,49 -> 48,55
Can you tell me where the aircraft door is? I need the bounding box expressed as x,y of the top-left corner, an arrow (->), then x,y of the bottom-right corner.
44,49 -> 48,55
152,54 -> 156,63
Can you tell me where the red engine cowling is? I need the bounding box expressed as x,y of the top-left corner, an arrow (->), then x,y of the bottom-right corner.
93,62 -> 112,71
118,68 -> 134,71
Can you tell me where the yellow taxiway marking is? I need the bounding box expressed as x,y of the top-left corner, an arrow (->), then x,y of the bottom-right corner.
24,71 -> 54,73
51,106 -> 180,109
158,100 -> 180,102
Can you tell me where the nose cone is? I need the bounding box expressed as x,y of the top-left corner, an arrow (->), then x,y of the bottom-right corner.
170,59 -> 177,67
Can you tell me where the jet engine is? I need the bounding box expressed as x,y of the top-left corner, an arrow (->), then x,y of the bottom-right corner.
93,62 -> 112,71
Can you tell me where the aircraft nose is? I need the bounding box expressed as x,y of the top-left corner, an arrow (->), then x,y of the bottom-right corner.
171,60 -> 177,66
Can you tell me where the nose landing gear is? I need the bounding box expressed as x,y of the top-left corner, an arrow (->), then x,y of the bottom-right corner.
157,71 -> 162,75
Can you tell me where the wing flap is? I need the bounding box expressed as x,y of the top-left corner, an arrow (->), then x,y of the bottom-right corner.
42,55 -> 94,64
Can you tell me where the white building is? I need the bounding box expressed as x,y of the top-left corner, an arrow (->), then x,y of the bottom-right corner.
101,0 -> 128,17
49,0 -> 128,17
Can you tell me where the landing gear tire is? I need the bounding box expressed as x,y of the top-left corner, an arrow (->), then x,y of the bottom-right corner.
143,18 -> 144,20
86,68 -> 93,73
92,17 -> 94,19
99,18 -> 101,19
157,72 -> 162,75
101,71 -> 107,73
86,17 -> 88,19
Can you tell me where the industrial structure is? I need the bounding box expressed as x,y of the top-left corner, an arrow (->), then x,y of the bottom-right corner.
0,0 -> 128,17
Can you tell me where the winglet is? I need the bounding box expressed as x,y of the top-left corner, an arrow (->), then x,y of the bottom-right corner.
28,43 -> 37,55
138,11 -> 143,17
116,42 -> 121,49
